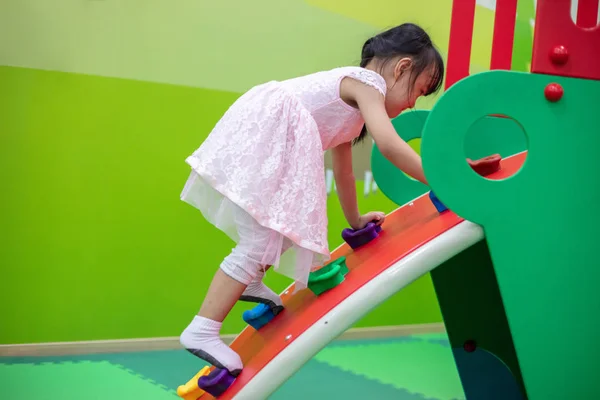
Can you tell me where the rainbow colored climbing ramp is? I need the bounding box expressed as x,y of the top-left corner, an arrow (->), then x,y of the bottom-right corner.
180,155 -> 525,399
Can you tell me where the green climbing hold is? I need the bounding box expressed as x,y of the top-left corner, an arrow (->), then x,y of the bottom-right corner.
308,257 -> 348,295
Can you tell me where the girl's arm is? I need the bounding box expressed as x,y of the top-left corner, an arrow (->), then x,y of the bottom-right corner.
331,142 -> 386,230
341,79 -> 429,186
330,142 -> 360,229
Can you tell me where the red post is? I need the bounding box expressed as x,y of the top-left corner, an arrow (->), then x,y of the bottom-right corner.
444,0 -> 476,89
576,0 -> 599,29
490,0 -> 518,70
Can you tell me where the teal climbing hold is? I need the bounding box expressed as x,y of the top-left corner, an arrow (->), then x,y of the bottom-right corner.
243,303 -> 275,330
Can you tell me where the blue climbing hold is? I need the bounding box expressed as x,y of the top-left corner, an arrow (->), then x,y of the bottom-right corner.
429,191 -> 448,213
242,303 -> 275,330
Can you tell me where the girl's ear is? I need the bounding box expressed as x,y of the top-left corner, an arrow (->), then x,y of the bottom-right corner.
393,57 -> 413,80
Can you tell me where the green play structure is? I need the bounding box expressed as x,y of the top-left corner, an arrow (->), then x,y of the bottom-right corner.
372,1 -> 600,399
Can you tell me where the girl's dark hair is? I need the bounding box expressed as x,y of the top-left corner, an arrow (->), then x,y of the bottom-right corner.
353,23 -> 444,145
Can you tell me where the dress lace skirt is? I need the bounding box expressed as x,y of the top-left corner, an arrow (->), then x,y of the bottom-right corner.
181,171 -> 324,289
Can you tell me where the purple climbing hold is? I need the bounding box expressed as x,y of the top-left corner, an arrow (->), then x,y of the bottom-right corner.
342,222 -> 383,249
198,368 -> 236,397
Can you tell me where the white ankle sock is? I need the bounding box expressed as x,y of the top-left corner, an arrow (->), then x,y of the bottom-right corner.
180,316 -> 243,376
240,271 -> 284,315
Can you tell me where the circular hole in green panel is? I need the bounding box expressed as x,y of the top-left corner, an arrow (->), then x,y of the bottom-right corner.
463,114 -> 528,180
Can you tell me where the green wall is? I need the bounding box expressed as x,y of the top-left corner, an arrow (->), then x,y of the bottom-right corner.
0,0 -> 535,344
0,66 -> 442,344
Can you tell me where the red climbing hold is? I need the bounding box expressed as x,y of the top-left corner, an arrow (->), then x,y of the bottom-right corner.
467,154 -> 502,177
544,83 -> 564,102
549,45 -> 569,65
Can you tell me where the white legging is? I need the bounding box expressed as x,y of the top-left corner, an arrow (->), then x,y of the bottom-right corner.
219,207 -> 292,285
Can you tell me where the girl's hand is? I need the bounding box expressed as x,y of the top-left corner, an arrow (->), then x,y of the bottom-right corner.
353,211 -> 386,230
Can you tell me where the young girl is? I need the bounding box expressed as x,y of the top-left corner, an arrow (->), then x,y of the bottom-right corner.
179,23 -> 444,376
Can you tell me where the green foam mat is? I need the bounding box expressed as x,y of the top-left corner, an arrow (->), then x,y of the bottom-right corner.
0,360 -> 179,400
314,340 -> 465,400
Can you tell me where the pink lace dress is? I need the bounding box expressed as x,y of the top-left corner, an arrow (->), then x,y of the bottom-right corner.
181,66 -> 387,288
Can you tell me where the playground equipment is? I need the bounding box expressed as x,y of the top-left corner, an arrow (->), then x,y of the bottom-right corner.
421,1 -> 600,399
177,0 -> 599,398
